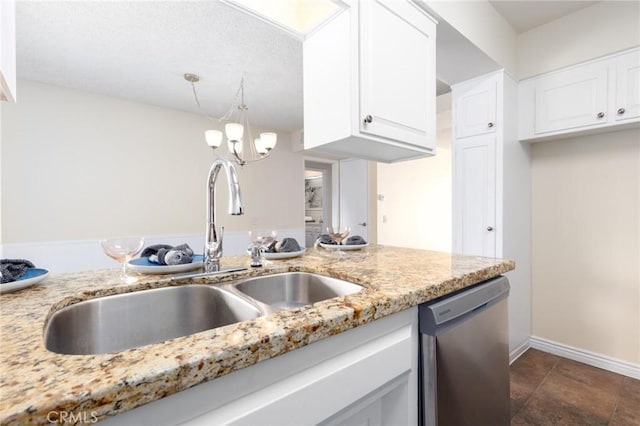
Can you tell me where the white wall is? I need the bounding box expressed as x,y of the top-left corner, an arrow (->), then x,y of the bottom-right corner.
424,0 -> 518,77
531,129 -> 640,365
376,94 -> 452,252
518,1 -> 640,78
1,81 -> 304,268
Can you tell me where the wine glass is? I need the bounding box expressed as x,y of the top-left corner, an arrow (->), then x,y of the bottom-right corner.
100,236 -> 145,283
248,230 -> 277,267
327,226 -> 351,256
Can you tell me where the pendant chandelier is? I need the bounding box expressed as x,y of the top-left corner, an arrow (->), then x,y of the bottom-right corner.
184,73 -> 277,166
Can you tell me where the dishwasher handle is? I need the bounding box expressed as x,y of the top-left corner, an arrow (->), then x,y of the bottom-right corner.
419,276 -> 509,336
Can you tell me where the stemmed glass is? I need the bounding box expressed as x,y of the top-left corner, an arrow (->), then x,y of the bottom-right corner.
327,226 -> 350,257
248,230 -> 277,267
100,236 -> 145,283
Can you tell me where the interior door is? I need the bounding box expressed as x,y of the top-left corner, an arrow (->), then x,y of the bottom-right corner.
453,135 -> 496,257
340,159 -> 369,241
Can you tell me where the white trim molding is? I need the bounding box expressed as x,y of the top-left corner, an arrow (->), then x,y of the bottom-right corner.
530,336 -> 640,380
509,339 -> 531,365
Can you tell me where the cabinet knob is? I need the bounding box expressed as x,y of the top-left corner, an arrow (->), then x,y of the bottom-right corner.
487,122 -> 494,128
358,222 -> 367,227
618,108 -> 626,115
363,115 -> 373,124
486,226 -> 494,232
597,112 -> 605,119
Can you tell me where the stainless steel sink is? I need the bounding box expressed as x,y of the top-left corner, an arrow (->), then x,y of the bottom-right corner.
232,272 -> 363,311
44,273 -> 363,355
44,285 -> 263,355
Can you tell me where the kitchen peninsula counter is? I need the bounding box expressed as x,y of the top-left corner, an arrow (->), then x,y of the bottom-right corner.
0,245 -> 514,424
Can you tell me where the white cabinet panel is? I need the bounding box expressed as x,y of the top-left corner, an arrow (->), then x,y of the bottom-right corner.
454,134 -> 496,257
303,0 -> 436,163
534,62 -> 608,134
359,0 -> 434,149
519,47 -> 640,142
454,78 -> 497,138
103,308 -> 419,426
615,49 -> 640,122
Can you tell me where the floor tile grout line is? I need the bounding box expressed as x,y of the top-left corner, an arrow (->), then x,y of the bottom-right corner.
608,376 -> 628,424
512,354 -> 561,420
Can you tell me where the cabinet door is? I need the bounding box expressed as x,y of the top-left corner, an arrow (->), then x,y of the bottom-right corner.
454,78 -> 497,138
615,49 -> 640,122
359,0 -> 435,149
453,135 -> 496,257
534,61 -> 608,134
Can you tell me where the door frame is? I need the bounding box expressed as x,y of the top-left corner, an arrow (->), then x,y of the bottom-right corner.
304,156 -> 340,228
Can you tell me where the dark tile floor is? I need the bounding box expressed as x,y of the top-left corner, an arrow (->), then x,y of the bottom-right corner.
510,349 -> 640,425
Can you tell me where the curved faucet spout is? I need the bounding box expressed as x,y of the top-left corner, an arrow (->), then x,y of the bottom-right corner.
205,158 -> 244,272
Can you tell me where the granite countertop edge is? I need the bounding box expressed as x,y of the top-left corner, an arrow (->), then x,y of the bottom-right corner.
0,245 -> 514,425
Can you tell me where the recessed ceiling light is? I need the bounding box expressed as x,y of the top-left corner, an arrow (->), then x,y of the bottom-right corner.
222,0 -> 345,39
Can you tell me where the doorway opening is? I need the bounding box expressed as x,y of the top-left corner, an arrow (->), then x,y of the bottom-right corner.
304,160 -> 334,247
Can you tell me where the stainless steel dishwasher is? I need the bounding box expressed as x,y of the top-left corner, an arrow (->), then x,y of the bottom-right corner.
419,275 -> 510,426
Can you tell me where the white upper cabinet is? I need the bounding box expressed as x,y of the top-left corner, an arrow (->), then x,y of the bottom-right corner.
533,61 -> 608,134
0,0 -> 17,102
453,77 -> 497,139
615,49 -> 640,122
303,0 -> 436,163
519,47 -> 640,142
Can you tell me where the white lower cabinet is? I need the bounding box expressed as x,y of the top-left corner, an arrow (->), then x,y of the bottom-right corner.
103,307 -> 419,425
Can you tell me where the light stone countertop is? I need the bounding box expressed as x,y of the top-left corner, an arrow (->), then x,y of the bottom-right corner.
0,245 -> 514,425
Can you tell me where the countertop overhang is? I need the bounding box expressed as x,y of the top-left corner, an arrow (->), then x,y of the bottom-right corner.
0,245 -> 514,424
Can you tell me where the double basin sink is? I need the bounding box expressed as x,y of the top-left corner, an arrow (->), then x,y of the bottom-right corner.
44,272 -> 363,355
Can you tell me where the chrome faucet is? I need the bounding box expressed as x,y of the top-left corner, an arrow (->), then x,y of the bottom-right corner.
204,158 -> 244,272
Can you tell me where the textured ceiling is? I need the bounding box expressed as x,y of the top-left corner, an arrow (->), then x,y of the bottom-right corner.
16,1 -> 303,131
17,1 -> 600,132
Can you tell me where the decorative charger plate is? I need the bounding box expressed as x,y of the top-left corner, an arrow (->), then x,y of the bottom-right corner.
319,243 -> 369,251
127,255 -> 204,274
263,248 -> 306,260
0,268 -> 49,294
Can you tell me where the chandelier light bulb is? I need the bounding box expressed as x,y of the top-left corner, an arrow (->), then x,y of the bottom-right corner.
260,132 -> 277,151
225,123 -> 244,141
205,130 -> 223,148
255,138 -> 268,154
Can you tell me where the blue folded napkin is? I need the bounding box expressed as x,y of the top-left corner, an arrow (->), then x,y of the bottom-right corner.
140,244 -> 194,265
318,234 -> 337,245
346,236 -> 367,245
1,259 -> 35,283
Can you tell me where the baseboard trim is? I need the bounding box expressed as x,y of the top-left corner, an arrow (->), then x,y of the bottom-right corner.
530,336 -> 640,379
509,339 -> 531,365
